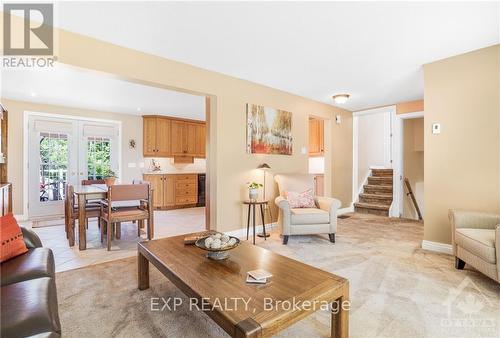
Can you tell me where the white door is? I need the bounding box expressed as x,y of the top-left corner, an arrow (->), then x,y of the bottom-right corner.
28,115 -> 120,219
28,117 -> 78,218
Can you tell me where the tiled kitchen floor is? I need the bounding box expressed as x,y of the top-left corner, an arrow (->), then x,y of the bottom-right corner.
20,207 -> 206,272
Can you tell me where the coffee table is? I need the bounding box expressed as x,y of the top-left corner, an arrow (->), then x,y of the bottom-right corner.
138,233 -> 349,337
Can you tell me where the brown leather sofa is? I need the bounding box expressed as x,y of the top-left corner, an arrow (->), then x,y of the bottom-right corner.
1,227 -> 61,338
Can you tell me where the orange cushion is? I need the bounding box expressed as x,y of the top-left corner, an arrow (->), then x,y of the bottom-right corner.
0,214 -> 28,263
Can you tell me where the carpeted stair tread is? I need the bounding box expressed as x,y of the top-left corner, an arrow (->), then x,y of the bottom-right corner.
354,202 -> 390,211
371,169 -> 394,177
367,176 -> 393,185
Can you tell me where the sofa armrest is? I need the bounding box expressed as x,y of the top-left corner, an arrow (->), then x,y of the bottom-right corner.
316,196 -> 341,214
21,227 -> 43,248
449,210 -> 500,230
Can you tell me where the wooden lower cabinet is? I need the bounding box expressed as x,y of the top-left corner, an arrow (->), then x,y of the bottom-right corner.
143,173 -> 198,209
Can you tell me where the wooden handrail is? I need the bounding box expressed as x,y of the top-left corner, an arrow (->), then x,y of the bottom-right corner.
404,178 -> 422,220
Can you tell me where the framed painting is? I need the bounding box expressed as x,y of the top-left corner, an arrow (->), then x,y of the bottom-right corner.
246,103 -> 292,155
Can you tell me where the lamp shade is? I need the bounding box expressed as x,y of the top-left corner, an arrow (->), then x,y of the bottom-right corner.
257,163 -> 271,170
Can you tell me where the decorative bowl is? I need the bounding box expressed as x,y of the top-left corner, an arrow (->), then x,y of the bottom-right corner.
195,233 -> 241,260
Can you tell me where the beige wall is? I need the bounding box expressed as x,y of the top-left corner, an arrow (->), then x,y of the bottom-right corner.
403,118 -> 424,219
423,44 -> 500,244
3,20 -> 353,231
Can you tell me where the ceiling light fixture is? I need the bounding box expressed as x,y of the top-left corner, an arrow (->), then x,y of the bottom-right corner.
332,94 -> 350,104
31,92 -> 37,97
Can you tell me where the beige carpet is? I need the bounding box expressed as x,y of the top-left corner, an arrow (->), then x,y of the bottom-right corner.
56,213 -> 500,337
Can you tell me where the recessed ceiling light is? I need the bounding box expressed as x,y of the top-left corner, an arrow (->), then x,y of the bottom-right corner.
137,107 -> 141,111
31,92 -> 37,97
332,94 -> 350,104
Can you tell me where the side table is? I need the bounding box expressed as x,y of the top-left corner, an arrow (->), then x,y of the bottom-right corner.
243,200 -> 269,244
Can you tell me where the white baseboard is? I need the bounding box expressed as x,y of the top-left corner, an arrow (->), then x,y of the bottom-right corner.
225,222 -> 277,239
338,206 -> 354,215
421,240 -> 453,255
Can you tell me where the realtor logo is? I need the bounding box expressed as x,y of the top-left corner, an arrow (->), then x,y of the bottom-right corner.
3,3 -> 54,55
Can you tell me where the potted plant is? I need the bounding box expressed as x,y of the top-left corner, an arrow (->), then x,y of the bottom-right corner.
247,182 -> 263,201
103,168 -> 117,186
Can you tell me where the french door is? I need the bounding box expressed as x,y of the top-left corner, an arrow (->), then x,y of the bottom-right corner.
28,115 -> 119,219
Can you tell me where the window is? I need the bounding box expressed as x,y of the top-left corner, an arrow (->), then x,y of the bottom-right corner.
87,136 -> 111,180
39,132 -> 68,202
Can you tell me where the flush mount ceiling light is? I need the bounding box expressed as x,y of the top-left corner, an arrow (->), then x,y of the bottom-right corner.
332,94 -> 350,104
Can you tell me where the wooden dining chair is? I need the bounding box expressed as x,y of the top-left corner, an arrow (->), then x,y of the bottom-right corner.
64,184 -> 101,246
100,184 -> 154,251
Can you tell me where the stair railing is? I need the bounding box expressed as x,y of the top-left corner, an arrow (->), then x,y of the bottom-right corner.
404,178 -> 423,220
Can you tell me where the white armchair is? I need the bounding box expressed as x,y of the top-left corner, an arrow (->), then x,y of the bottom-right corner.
274,174 -> 341,244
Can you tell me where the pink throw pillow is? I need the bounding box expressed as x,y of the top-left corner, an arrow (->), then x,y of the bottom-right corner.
285,189 -> 315,208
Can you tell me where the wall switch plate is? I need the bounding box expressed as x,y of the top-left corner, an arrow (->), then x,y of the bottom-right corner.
301,146 -> 307,154
335,115 -> 341,124
127,162 -> 137,168
139,162 -> 145,168
432,123 -> 441,134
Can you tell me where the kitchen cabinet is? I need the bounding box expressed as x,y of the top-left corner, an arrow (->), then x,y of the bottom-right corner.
143,116 -> 171,157
143,116 -> 205,159
309,118 -> 324,157
143,173 -> 198,209
195,123 -> 206,158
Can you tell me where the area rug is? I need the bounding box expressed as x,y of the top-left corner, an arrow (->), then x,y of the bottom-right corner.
56,214 -> 500,337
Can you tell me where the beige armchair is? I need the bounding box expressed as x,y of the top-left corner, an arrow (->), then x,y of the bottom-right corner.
274,174 -> 341,245
449,210 -> 499,283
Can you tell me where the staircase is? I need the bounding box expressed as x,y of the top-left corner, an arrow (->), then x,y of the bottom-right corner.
354,169 -> 393,216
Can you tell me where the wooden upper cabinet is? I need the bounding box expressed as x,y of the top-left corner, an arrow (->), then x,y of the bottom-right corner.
155,118 -> 171,156
171,121 -> 187,156
143,116 -> 205,158
186,123 -> 197,156
195,123 -> 206,158
143,117 -> 157,157
309,118 -> 324,157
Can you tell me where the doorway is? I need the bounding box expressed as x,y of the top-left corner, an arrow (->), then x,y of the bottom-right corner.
308,116 -> 325,196
27,113 -> 120,219
352,106 -> 398,216
394,112 -> 424,220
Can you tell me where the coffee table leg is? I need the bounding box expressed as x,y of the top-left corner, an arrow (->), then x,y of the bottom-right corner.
138,251 -> 150,290
331,286 -> 349,338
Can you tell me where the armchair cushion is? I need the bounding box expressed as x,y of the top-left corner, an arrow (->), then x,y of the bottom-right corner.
455,228 -> 496,264
291,208 -> 329,224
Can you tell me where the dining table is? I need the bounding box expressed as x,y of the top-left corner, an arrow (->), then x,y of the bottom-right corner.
72,184 -> 108,250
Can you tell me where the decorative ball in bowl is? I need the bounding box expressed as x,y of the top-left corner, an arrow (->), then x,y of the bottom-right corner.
195,232 -> 240,260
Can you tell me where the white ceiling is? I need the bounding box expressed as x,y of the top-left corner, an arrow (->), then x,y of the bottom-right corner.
1,64 -> 206,120
47,1 -> 500,111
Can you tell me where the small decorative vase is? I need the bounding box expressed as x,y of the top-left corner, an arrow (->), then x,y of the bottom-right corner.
249,188 -> 258,201
105,177 -> 116,186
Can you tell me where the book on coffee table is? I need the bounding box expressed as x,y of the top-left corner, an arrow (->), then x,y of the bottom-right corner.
246,275 -> 267,284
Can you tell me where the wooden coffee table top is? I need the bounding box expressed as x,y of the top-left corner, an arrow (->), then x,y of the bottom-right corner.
138,233 -> 349,337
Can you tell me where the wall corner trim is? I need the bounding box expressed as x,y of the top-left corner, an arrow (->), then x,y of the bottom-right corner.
421,240 -> 453,255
